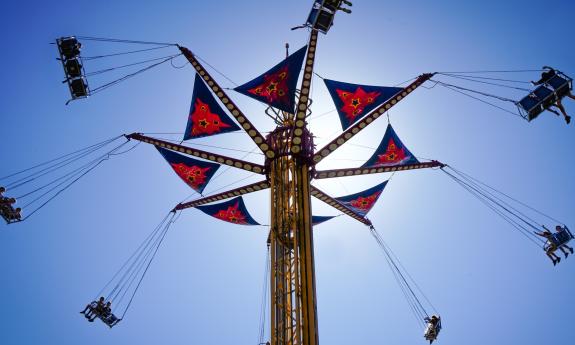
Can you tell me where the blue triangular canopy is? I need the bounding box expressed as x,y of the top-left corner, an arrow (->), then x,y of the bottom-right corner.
184,74 -> 241,141
195,196 -> 260,226
312,215 -> 336,226
156,146 -> 220,194
335,180 -> 389,217
324,79 -> 403,130
234,46 -> 307,113
362,124 -> 419,168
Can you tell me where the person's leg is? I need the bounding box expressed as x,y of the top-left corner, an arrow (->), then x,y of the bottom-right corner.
547,106 -> 560,116
553,253 -> 561,263
555,100 -> 571,123
559,246 -> 569,258
545,252 -> 555,265
561,244 -> 573,255
546,250 -> 559,265
565,91 -> 575,100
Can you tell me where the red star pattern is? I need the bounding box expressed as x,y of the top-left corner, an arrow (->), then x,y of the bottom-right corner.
248,66 -> 290,107
349,191 -> 382,211
336,87 -> 381,122
170,163 -> 211,190
376,138 -> 407,166
190,98 -> 232,136
214,202 -> 248,224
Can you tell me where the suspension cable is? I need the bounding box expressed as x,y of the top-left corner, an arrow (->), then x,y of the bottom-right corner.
0,135 -> 123,182
441,167 -> 545,246
369,225 -> 432,327
437,73 -> 531,92
258,245 -> 270,344
85,55 -> 180,77
82,45 -> 174,60
75,36 -> 178,46
449,166 -> 564,225
90,55 -> 181,95
120,211 -> 178,318
95,212 -> 172,300
432,80 -> 524,119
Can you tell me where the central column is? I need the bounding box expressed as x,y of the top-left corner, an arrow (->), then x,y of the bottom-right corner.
267,126 -> 318,345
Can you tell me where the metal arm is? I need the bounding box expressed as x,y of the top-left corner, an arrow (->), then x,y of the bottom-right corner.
126,133 -> 265,174
174,180 -> 270,210
177,45 -> 275,159
312,73 -> 435,164
314,161 -> 445,179
291,30 -> 319,155
310,185 -> 372,226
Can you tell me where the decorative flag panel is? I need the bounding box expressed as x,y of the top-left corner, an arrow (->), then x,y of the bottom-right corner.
324,79 -> 403,130
312,215 -> 336,226
184,74 -> 241,140
335,180 -> 389,217
156,146 -> 220,194
196,196 -> 260,226
234,46 -> 307,113
362,124 -> 419,168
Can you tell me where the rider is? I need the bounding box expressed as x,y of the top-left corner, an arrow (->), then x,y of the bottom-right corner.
534,228 -> 562,265
80,297 -> 105,322
531,66 -> 575,124
548,225 -> 574,258
424,315 -> 441,344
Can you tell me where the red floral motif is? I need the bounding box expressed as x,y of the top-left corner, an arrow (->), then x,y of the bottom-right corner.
170,163 -> 211,190
349,191 -> 382,211
214,202 -> 248,224
248,66 -> 290,107
376,138 -> 407,166
190,98 -> 232,136
336,87 -> 381,122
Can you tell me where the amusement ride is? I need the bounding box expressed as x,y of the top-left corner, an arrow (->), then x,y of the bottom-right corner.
1,1 -> 573,344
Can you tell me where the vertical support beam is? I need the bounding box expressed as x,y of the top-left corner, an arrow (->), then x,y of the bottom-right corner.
178,46 -> 276,159
291,30 -> 319,155
294,159 -> 319,345
268,129 -> 318,345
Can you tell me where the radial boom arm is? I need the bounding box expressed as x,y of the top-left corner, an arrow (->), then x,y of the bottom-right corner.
310,185 -> 372,226
178,46 -> 275,159
127,133 -> 265,174
312,73 -> 434,165
314,161 -> 444,179
291,30 -> 319,155
174,180 -> 270,211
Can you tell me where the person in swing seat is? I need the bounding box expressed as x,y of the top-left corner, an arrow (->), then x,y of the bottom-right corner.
80,297 -> 105,322
424,315 -> 441,344
531,66 -> 575,124
101,301 -> 121,327
534,228 -> 563,265
547,225 -> 574,258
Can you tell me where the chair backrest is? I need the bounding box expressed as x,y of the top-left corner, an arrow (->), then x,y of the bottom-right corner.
546,74 -> 569,90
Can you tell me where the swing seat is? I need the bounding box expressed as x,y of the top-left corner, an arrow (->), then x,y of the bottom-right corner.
424,319 -> 442,341
544,228 -> 574,251
551,228 -> 574,246
99,312 -> 121,328
545,73 -> 572,99
305,0 -> 336,33
64,59 -> 83,79
69,78 -> 89,99
0,198 -> 21,224
517,86 -> 556,121
57,37 -> 81,60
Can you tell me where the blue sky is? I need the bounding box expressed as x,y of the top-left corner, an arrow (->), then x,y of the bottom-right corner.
0,1 -> 574,344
